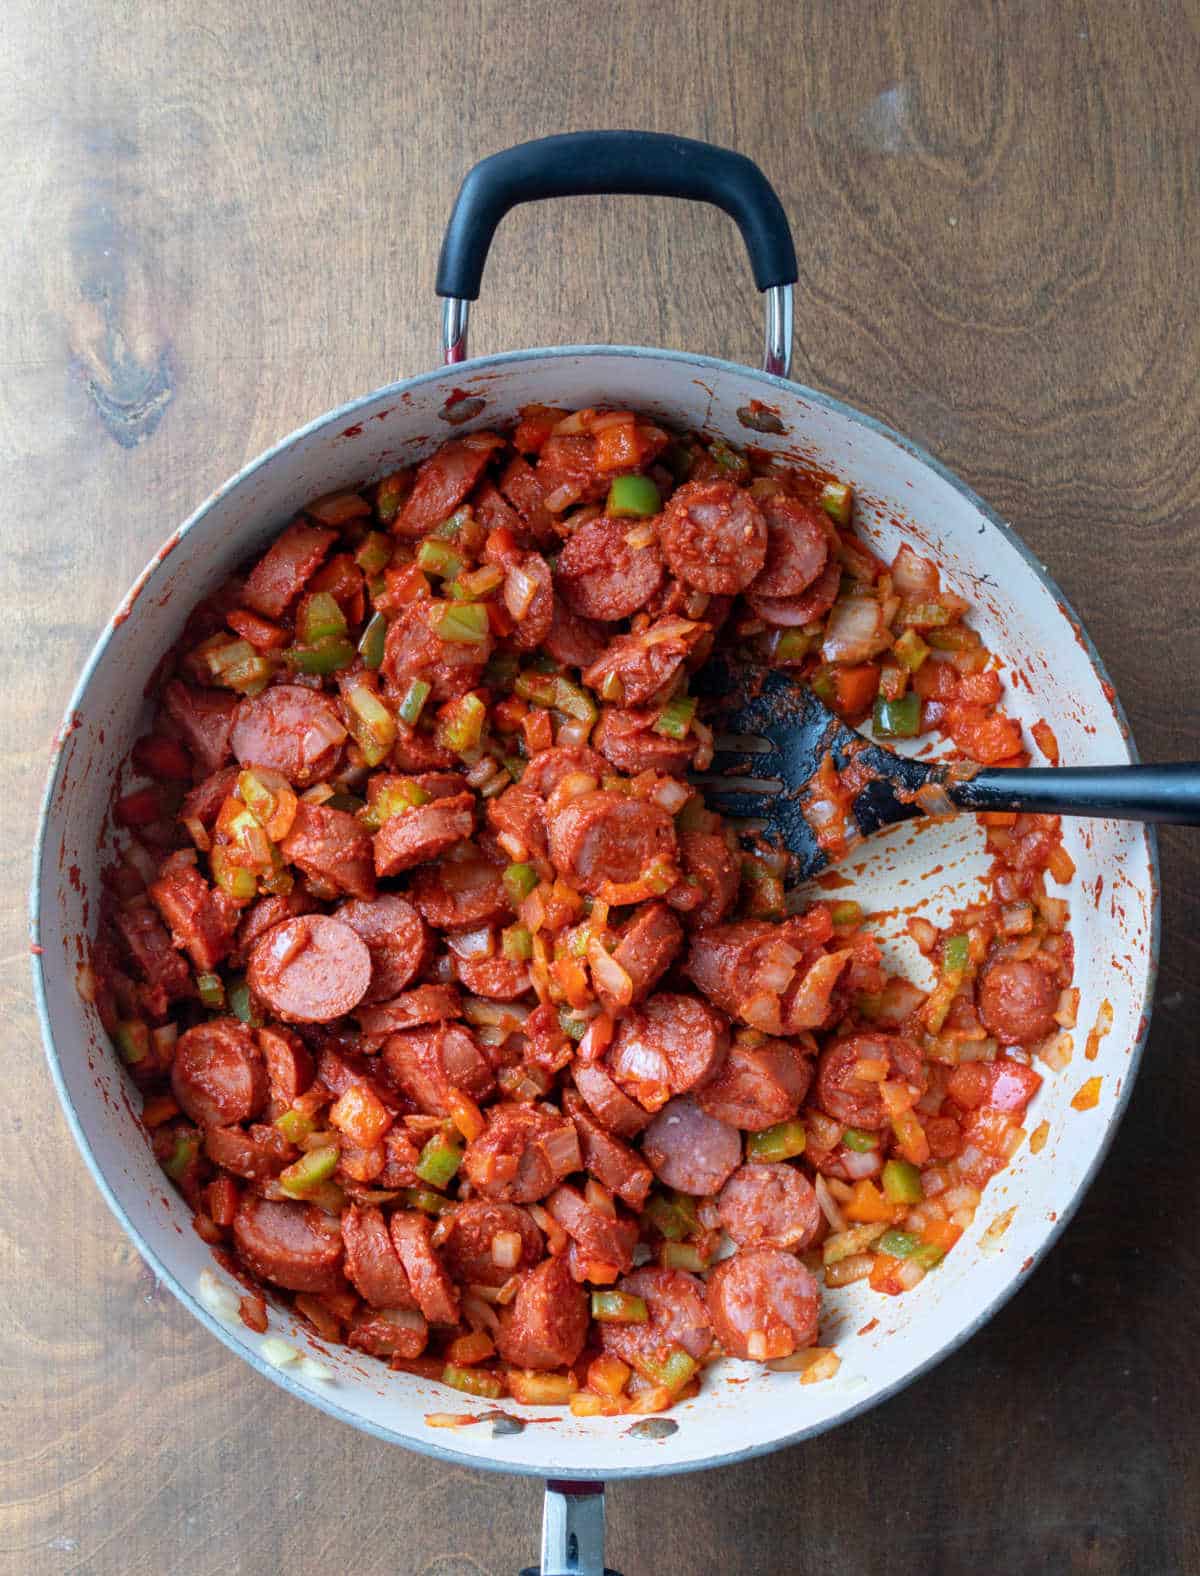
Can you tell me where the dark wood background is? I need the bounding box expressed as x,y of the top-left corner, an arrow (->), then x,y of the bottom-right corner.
3,1 -> 1198,1571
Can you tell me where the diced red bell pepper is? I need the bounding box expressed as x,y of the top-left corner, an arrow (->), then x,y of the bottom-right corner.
955,670 -> 1003,706
913,660 -> 959,702
593,419 -> 642,473
944,706 -> 1024,764
226,608 -> 288,652
206,1176 -> 240,1229
239,1294 -> 269,1333
831,663 -> 881,723
483,525 -> 522,569
514,405 -> 567,454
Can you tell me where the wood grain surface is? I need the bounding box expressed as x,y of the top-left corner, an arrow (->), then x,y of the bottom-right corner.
2,1 -> 1198,1571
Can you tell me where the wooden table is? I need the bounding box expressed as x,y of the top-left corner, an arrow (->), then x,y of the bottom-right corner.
3,1 -> 1198,1571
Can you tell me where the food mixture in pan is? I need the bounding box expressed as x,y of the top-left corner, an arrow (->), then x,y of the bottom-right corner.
90,406 -> 1077,1417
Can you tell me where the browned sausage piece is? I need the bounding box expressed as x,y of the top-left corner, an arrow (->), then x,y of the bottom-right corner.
247,915 -> 372,1024
460,1105 -> 581,1203
203,1123 -> 292,1182
348,1310 -> 428,1361
485,783 -> 550,874
342,1204 -> 418,1309
355,984 -> 463,1044
453,951 -> 532,1000
409,849 -> 511,929
257,1025 -> 315,1105
235,891 -> 316,966
381,601 -> 493,704
231,685 -> 346,787
439,1200 -> 544,1288
232,1195 -> 344,1294
668,831 -> 741,929
599,1267 -> 713,1372
172,1018 -> 267,1128
373,793 -> 475,878
660,480 -> 767,594
695,1036 -> 813,1131
641,1096 -> 742,1195
608,993 -> 728,1103
747,555 -> 840,628
163,685 -> 239,775
571,1061 -> 652,1139
716,1164 -> 822,1251
547,790 -> 676,896
564,1091 -> 654,1210
396,432 -> 503,538
603,903 -> 683,1009
705,1248 -> 820,1360
240,520 -> 337,619
519,745 -> 609,799
813,1032 -> 926,1129
592,708 -> 700,777
496,1256 -> 589,1370
555,514 -> 664,622
149,865 -> 240,972
506,553 -> 555,650
581,618 -> 707,709
544,596 -> 607,669
115,905 -> 192,1000
179,765 -> 240,829
381,1023 -> 494,1116
337,894 -> 430,1002
388,1212 -> 461,1325
749,495 -> 831,598
279,801 -> 376,900
684,921 -> 804,1025
977,958 -> 1061,1045
545,1184 -> 638,1274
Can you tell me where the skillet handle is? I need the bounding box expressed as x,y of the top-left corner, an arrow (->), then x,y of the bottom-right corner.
519,1480 -> 621,1576
436,130 -> 797,375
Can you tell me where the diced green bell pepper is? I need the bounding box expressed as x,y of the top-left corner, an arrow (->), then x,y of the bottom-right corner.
877,1229 -> 922,1259
942,933 -> 970,976
819,480 -> 853,527
652,695 -> 696,740
606,474 -> 660,518
415,1134 -> 463,1189
872,693 -> 921,738
881,1159 -> 924,1204
298,592 -> 348,644
434,602 -> 490,645
745,1119 -> 807,1162
842,1127 -> 879,1154
280,1145 -> 340,1198
357,610 -> 388,669
591,1291 -> 649,1323
397,677 -> 431,724
502,862 -> 539,907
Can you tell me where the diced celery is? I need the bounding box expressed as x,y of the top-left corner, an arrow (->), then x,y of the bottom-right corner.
280,1146 -> 340,1198
195,972 -> 226,1010
842,1127 -> 879,1154
819,480 -> 853,527
652,695 -> 697,740
357,610 -> 388,670
434,602 -> 489,645
591,1291 -> 649,1323
502,863 -> 539,906
299,592 -> 348,644
877,1229 -> 921,1259
881,1159 -> 924,1204
415,1134 -> 463,1189
397,677 -> 431,724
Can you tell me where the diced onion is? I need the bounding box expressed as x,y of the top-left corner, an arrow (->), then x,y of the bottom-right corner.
544,482 -> 581,514
75,963 -> 97,1004
891,543 -> 940,599
786,950 -> 851,1030
746,1331 -> 769,1360
589,409 -> 637,432
182,815 -> 211,851
814,1174 -> 846,1232
298,1356 -> 334,1382
556,718 -> 594,747
587,938 -> 633,1008
840,1147 -> 882,1180
491,1231 -> 523,1270
382,1306 -> 427,1333
623,523 -> 656,550
197,1268 -> 239,1323
261,1337 -> 301,1368
448,926 -> 494,960
821,595 -> 890,663
755,941 -> 803,994
540,1124 -> 582,1177
504,564 -> 539,621
650,777 -> 690,814
915,782 -> 955,817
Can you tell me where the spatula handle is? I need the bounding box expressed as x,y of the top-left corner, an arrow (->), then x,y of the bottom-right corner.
950,762 -> 1200,824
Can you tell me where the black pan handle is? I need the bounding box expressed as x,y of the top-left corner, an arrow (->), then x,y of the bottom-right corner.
436,131 -> 797,374
949,762 -> 1200,823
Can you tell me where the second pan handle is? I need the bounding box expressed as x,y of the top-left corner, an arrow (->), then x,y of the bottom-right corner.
436,131 -> 797,375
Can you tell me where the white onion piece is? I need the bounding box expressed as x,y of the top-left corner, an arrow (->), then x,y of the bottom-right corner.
650,777 -> 690,814
197,1268 -> 239,1323
556,717 -> 593,747
639,616 -> 698,647
821,596 -> 890,663
543,482 -> 581,514
840,1146 -> 883,1180
588,409 -> 637,432
261,1337 -> 301,1368
298,1357 -> 334,1382
551,409 -> 592,435
891,543 -> 940,599
754,941 -> 802,994
814,1175 -> 846,1232
587,938 -> 634,1008
491,1231 -> 523,1270
75,963 -> 98,1004
504,564 -> 538,621
915,781 -> 955,817
381,1306 -> 427,1333
786,950 -> 852,1031
448,926 -> 494,960
623,523 -> 656,550
540,1124 -> 582,1177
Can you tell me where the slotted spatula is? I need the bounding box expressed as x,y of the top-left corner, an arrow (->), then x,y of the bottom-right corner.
691,664 -> 1200,882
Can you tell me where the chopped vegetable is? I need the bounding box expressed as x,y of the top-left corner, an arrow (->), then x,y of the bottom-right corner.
280,1146 -> 340,1198
942,934 -> 970,976
415,1133 -> 463,1189
435,693 -> 487,756
841,1127 -> 878,1154
417,540 -> 467,581
195,973 -> 226,1010
501,923 -> 533,961
819,480 -> 853,527
606,474 -> 661,517
434,602 -> 490,645
652,695 -> 697,740
745,1120 -> 807,1162
357,611 -> 388,669
284,635 -> 356,675
442,1364 -> 503,1400
872,693 -> 921,738
881,1159 -> 924,1204
502,862 -> 539,906
876,1229 -> 922,1259
115,1020 -> 150,1066
298,591 -> 348,644
590,1290 -> 649,1323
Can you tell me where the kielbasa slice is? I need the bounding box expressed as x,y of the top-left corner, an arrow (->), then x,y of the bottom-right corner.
564,1092 -> 653,1210
381,600 -> 493,704
747,555 -> 840,627
396,432 -> 503,538
544,596 -> 607,668
163,684 -> 239,775
547,790 -> 676,895
388,1212 -> 460,1325
342,1204 -> 417,1309
409,848 -> 511,928
571,1061 -> 653,1139
203,1123 -> 293,1182
660,479 -> 767,594
581,618 -> 707,708
592,708 -> 700,776
599,1267 -> 713,1372
603,903 -> 683,1009
813,1032 -> 926,1129
257,1025 -> 314,1105
684,921 -> 814,1026
337,894 -> 430,1002
506,553 -> 555,650
381,1022 -> 494,1116
716,1164 -> 822,1252
642,1096 -> 741,1196
235,891 -> 316,966
279,801 -> 376,901
439,1200 -> 544,1288
609,993 -> 728,1104
232,1196 -> 344,1294
148,865 -> 240,975
695,1036 -> 813,1131
240,520 -> 337,619
705,1248 -> 820,1360
373,792 -> 475,877
977,958 -> 1061,1045
519,745 -> 608,799
668,831 -> 740,928
231,685 -> 346,788
179,765 -> 240,829
545,1184 -> 638,1275
355,985 -> 463,1043
453,951 -> 532,1001
115,905 -> 192,1000
172,1018 -> 267,1128
496,1255 -> 588,1370
555,514 -> 664,622
460,1104 -> 580,1203
247,915 -> 372,1024
749,495 -> 830,598
485,783 -> 550,873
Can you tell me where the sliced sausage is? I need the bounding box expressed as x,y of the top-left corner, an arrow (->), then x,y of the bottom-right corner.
247,915 -> 372,1024
642,1096 -> 742,1196
409,848 -> 510,929
279,801 -> 376,901
668,831 -> 740,928
695,1035 -> 813,1131
391,725 -> 456,772
705,1248 -> 819,1360
545,1184 -> 638,1274
348,1310 -> 428,1361
506,554 -> 555,650
381,1023 -> 494,1116
439,1200 -> 544,1288
355,985 -> 463,1043
519,745 -> 609,799
240,520 -> 337,619
453,951 -> 532,1000
660,480 -> 767,594
571,1061 -> 652,1139
235,891 -> 316,966
203,1123 -> 293,1182
381,600 -> 492,704
747,556 -> 840,627
581,618 -> 707,708
412,770 -> 470,800
149,865 -> 240,973
337,894 -> 430,1002
749,495 -> 830,598
342,1204 -> 417,1309
564,1092 -> 653,1210
179,765 -> 240,829
485,783 -> 550,873
813,1032 -> 926,1129
496,1255 -> 589,1371
977,958 -> 1060,1045
162,683 -> 238,775
378,1128 -> 422,1189
473,480 -> 523,536
460,1104 -> 580,1203
232,1195 -> 344,1294
171,1018 -> 267,1128
599,1267 -> 713,1371
537,432 -> 610,503
555,514 -> 664,621
497,453 -> 555,541
592,707 -> 700,776
231,685 -> 346,788
603,903 -> 683,1009
257,1025 -> 314,1105
395,432 -> 503,538
373,792 -> 475,877
716,1164 -> 822,1251
547,790 -> 676,895
544,596 -> 607,668
683,921 -> 809,1025
609,993 -> 728,1103
114,906 -> 192,1002
388,1212 -> 460,1325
